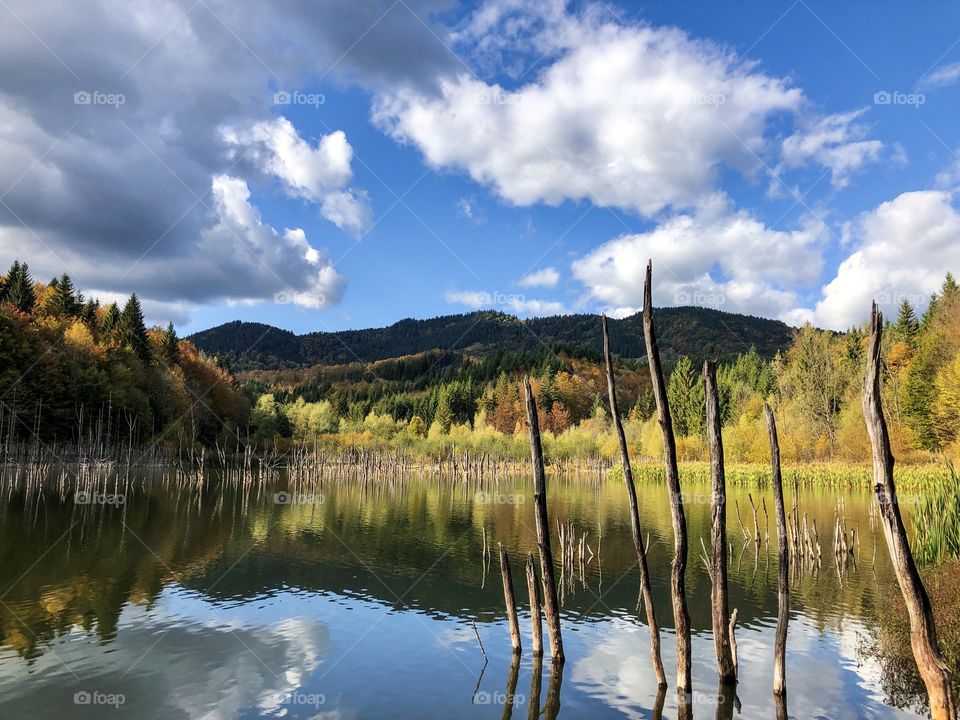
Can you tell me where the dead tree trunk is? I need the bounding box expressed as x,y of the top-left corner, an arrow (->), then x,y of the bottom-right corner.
863,304 -> 955,719
765,403 -> 789,697
602,315 -> 666,688
526,552 -> 543,657
704,360 -> 736,684
499,543 -> 522,655
524,377 -> 564,662
642,260 -> 691,692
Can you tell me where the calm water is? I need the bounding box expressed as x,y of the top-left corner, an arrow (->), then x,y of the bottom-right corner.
0,469 -> 928,719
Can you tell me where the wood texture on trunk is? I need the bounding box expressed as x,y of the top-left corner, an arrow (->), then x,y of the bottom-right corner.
642,260 -> 692,691
862,305 -> 955,719
499,543 -> 522,655
704,360 -> 737,683
765,404 -> 789,697
524,377 -> 564,663
602,315 -> 666,687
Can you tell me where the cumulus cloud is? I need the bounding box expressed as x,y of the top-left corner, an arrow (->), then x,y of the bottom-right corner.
517,267 -> 560,288
777,109 -> 888,189
375,16 -> 803,217
373,1 -> 884,219
809,190 -> 960,330
0,0 -> 453,320
572,195 -> 827,321
445,288 -> 566,315
221,118 -> 371,233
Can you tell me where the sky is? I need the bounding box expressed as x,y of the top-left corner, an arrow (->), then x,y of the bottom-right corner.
1,0 -> 959,335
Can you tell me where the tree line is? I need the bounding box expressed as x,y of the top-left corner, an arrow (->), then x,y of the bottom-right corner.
0,261 -> 244,449
3,257 -> 959,465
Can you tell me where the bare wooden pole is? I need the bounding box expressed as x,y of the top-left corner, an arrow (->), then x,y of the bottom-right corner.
602,315 -> 666,687
704,360 -> 736,684
499,543 -> 522,654
863,304 -> 955,719
524,377 -> 564,662
642,260 -> 692,691
764,403 -> 789,697
526,552 -> 543,657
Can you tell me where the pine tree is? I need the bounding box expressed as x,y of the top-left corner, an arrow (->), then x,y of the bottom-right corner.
101,302 -> 121,333
4,261 -> 36,314
80,298 -> 100,324
944,272 -> 959,298
119,293 -> 151,362
44,273 -> 80,317
630,388 -> 655,422
667,356 -> 703,436
161,321 -> 179,363
896,299 -> 920,345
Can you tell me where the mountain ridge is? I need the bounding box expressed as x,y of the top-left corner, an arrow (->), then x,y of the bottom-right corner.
188,307 -> 798,372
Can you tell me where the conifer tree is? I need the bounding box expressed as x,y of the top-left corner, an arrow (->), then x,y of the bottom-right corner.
101,302 -> 121,333
119,293 -> 151,362
896,299 -> 920,345
4,261 -> 36,314
44,273 -> 80,317
162,321 -> 179,363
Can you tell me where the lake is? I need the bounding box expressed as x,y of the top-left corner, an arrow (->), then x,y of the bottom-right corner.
0,468 -> 929,718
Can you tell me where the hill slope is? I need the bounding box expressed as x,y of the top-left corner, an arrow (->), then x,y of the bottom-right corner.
188,308 -> 796,372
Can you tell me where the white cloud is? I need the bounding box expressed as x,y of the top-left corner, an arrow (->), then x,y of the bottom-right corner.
778,109 -> 887,189
201,175 -> 346,309
809,190 -> 960,330
374,4 -> 805,217
517,267 -> 560,287
572,194 -> 826,321
221,117 -> 371,234
920,62 -> 960,89
445,288 -> 566,315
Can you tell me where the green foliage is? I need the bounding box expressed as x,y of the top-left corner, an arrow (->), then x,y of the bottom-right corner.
667,356 -> 704,437
2,261 -> 36,314
190,306 -> 796,371
119,294 -> 151,362
44,273 -> 81,317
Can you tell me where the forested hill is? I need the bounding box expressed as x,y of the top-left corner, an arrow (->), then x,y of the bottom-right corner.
188,307 -> 796,371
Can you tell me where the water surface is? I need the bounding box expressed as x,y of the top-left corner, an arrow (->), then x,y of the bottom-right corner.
0,470 -> 924,718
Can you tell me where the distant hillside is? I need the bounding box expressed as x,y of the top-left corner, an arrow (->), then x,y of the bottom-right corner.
188,308 -> 796,372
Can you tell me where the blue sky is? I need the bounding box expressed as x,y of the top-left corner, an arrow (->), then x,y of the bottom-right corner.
1,0 -> 959,334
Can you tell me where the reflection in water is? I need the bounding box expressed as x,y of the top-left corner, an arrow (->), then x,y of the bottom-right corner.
0,470 -> 933,718
500,653 -> 520,720
527,656 -> 542,720
544,660 -> 563,720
